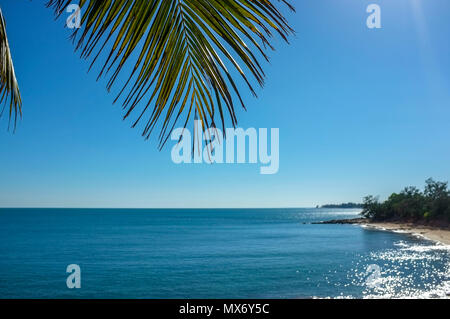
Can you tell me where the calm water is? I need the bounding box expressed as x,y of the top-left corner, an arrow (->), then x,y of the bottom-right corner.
0,208 -> 449,298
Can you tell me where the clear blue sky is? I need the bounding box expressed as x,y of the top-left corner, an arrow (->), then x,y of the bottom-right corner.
0,0 -> 449,208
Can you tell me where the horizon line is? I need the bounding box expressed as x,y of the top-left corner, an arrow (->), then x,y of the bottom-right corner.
0,206 -> 363,210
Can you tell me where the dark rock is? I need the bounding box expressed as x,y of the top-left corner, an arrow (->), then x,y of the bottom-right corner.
312,218 -> 367,225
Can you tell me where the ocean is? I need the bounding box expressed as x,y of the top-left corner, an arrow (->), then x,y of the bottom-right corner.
0,208 -> 449,299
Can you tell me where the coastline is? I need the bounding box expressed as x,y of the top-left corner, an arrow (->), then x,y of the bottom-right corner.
317,218 -> 450,245
363,222 -> 450,245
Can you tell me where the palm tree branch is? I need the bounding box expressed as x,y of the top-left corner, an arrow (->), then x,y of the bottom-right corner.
46,0 -> 294,147
0,7 -> 22,130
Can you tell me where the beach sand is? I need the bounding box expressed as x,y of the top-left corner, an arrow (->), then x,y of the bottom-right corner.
363,221 -> 450,245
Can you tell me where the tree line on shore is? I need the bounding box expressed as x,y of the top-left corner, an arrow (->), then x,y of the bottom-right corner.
361,178 -> 450,222
321,203 -> 363,209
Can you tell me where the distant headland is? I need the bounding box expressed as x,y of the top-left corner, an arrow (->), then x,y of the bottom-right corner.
319,203 -> 363,209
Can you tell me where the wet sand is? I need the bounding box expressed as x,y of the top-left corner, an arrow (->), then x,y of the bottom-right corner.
363,221 -> 450,245
316,218 -> 450,245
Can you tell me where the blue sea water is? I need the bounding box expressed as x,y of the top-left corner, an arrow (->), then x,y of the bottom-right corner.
0,208 -> 449,299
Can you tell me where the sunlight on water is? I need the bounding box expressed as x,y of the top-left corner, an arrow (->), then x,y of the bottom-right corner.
348,240 -> 450,299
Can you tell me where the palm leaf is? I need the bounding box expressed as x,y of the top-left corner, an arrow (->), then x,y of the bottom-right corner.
47,0 -> 294,148
0,7 -> 22,130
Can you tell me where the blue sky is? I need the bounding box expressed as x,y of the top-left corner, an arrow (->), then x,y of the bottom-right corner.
0,0 -> 449,208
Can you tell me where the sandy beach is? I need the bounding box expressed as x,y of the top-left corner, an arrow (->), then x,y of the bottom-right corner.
363,221 -> 450,245
317,218 -> 450,246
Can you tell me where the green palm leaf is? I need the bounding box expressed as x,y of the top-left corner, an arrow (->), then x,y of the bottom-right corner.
0,7 -> 22,130
47,0 -> 294,148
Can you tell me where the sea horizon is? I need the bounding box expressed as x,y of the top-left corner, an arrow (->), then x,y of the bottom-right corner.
0,206 -> 354,210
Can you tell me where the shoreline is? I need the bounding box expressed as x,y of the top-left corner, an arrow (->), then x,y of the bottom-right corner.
317,218 -> 450,245
363,222 -> 450,245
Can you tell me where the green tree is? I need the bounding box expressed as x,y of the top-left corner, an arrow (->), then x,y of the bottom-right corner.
424,178 -> 448,200
424,178 -> 450,218
361,179 -> 450,222
387,187 -> 425,219
361,195 -> 382,220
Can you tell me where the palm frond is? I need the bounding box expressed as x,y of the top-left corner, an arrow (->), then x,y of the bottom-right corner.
47,0 -> 294,148
0,7 -> 22,130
